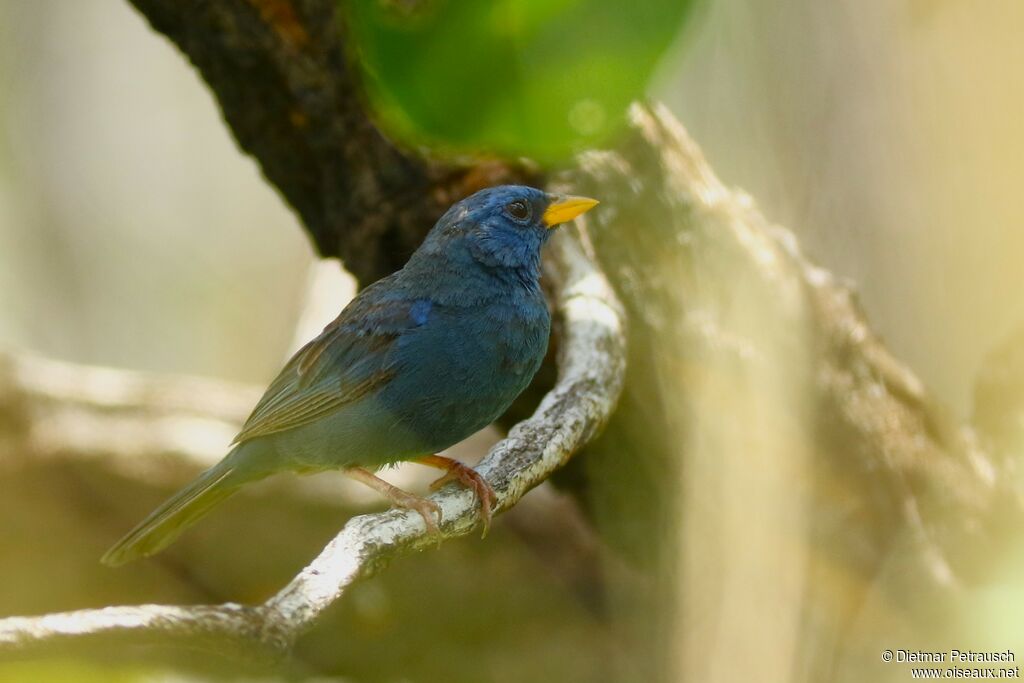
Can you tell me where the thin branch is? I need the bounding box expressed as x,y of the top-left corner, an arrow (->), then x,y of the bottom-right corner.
0,231 -> 626,656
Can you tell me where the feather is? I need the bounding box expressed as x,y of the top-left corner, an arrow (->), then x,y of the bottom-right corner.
231,282 -> 429,445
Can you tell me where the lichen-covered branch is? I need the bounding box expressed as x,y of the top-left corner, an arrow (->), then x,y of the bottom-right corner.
0,231 -> 626,656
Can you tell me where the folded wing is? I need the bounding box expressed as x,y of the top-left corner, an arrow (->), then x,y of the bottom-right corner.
232,279 -> 430,444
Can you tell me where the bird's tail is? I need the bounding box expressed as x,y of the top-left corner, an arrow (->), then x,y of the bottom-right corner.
101,457 -> 245,567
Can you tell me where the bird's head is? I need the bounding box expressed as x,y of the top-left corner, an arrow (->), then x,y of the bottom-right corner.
415,185 -> 598,277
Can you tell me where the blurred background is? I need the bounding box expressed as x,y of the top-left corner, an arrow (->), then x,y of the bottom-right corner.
0,0 -> 1021,681
4,0 -> 1021,414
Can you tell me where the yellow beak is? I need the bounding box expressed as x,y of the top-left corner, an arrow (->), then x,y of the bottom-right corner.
542,194 -> 600,228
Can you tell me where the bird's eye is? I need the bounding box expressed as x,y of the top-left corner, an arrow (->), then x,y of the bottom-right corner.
505,200 -> 531,222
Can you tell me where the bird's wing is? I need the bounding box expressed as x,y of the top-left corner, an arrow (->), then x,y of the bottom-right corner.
232,281 -> 430,444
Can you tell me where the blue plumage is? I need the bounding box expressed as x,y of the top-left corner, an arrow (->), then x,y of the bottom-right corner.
102,185 -> 598,565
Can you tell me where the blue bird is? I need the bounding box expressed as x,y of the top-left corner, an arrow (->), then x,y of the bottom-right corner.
102,185 -> 598,566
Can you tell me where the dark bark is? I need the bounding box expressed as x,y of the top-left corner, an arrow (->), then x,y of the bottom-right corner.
126,0 -> 534,283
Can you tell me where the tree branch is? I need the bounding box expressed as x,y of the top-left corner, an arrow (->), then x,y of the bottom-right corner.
0,231 -> 626,656
555,103 -> 1022,681
125,0 -> 535,283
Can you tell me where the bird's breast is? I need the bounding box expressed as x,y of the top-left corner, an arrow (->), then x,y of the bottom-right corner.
380,296 -> 550,452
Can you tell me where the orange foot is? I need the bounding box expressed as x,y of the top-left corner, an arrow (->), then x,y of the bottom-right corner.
417,455 -> 497,536
344,466 -> 442,535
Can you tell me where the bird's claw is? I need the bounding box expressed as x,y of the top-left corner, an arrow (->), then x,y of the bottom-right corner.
429,463 -> 496,537
344,467 -> 443,540
390,491 -> 442,537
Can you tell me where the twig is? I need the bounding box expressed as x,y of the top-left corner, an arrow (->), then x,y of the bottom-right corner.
0,231 -> 626,657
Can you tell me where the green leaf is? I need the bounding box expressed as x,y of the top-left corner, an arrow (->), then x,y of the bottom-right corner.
344,0 -> 698,164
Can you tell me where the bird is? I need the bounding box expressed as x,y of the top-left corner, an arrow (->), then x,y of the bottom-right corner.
101,185 -> 599,566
